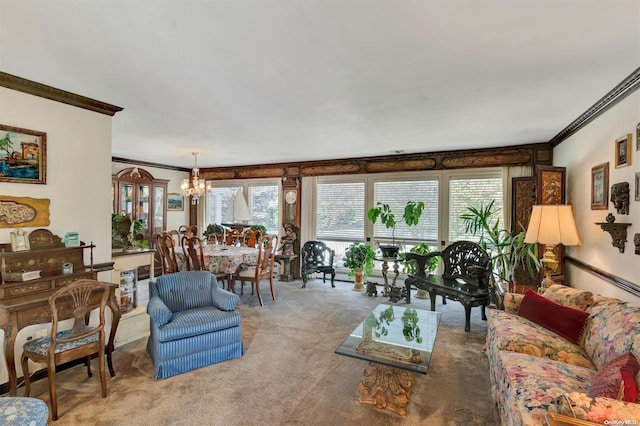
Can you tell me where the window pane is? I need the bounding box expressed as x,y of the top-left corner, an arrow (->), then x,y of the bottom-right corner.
249,185 -> 279,235
206,186 -> 241,225
448,176 -> 504,242
373,180 -> 438,244
316,181 -> 365,241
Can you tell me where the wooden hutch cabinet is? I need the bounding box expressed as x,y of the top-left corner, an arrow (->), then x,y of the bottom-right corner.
112,167 -> 169,241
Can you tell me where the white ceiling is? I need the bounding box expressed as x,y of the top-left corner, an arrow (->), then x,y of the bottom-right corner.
1,1 -> 639,169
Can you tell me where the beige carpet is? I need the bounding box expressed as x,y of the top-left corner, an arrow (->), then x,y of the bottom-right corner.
18,279 -> 500,425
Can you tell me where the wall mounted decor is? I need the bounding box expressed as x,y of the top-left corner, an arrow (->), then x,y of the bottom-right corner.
591,163 -> 609,210
0,195 -> 50,227
167,193 -> 184,211
10,229 -> 30,252
0,124 -> 47,184
635,172 -> 640,201
615,133 -> 632,168
636,121 -> 640,151
596,213 -> 631,253
511,177 -> 536,233
635,233 -> 640,255
610,182 -> 630,215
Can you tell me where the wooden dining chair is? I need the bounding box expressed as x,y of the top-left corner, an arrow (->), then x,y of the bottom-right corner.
21,280 -> 110,421
237,235 -> 278,306
156,231 -> 179,274
241,229 -> 262,248
181,235 -> 228,287
179,224 -> 198,238
225,228 -> 241,246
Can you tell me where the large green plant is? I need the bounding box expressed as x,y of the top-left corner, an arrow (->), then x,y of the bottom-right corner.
203,223 -> 225,240
399,243 -> 439,275
367,200 -> 425,246
343,242 -> 376,280
460,200 -> 539,286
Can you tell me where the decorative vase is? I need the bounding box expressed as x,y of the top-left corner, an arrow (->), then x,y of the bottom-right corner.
352,270 -> 365,292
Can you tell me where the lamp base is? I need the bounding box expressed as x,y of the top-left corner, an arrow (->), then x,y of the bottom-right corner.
538,244 -> 559,294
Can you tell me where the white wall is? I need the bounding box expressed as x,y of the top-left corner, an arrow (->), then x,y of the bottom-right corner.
553,90 -> 640,303
112,160 -> 190,231
0,86 -> 115,382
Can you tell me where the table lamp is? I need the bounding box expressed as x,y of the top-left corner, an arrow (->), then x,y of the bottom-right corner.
524,205 -> 581,293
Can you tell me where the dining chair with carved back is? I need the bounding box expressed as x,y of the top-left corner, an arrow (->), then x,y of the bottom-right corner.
181,234 -> 228,286
241,229 -> 262,248
178,224 -> 198,238
156,231 -> 179,274
21,279 -> 110,421
225,228 -> 242,246
237,234 -> 278,306
168,229 -> 181,247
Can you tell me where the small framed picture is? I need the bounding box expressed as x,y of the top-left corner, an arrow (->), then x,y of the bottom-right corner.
10,229 -> 30,252
635,172 -> 640,201
167,193 -> 184,211
615,134 -> 632,168
591,162 -> 609,210
636,121 -> 640,151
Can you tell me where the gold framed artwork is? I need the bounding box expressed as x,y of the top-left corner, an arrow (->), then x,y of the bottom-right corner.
614,133 -> 632,168
591,162 -> 609,210
0,124 -> 47,184
10,229 -> 30,251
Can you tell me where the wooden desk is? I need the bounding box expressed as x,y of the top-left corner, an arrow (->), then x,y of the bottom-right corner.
0,283 -> 121,396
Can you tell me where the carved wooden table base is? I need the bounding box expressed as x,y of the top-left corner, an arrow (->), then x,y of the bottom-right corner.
357,362 -> 414,416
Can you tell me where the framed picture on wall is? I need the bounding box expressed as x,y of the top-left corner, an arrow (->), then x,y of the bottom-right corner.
167,193 -> 184,211
636,121 -> 640,151
0,124 -> 47,184
591,162 -> 609,210
615,134 -> 632,168
635,172 -> 640,201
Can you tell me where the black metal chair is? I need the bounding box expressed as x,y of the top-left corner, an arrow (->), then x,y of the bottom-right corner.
301,241 -> 336,288
404,241 -> 491,332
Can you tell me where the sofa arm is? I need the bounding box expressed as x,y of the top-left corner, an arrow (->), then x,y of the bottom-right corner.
147,296 -> 172,326
211,286 -> 240,311
551,391 -> 640,423
503,292 -> 525,314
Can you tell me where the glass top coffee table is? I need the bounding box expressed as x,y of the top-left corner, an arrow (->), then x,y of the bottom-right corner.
335,304 -> 441,416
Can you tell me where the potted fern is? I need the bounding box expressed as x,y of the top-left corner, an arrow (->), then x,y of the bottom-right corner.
343,242 -> 376,292
367,200 -> 425,258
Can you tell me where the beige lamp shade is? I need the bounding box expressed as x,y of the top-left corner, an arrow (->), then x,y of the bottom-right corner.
524,205 -> 582,246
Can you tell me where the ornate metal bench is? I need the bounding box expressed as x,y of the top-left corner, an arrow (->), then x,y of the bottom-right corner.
404,241 -> 491,332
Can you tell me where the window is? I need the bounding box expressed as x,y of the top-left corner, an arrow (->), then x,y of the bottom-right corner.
205,181 -> 279,234
448,175 -> 504,243
372,179 -> 438,246
248,184 -> 279,235
316,180 -> 365,264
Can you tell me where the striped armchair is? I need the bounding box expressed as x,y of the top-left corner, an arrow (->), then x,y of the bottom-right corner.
146,271 -> 243,379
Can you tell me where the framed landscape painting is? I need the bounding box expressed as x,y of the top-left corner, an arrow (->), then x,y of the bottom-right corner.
591,162 -> 609,210
167,193 -> 184,211
0,124 -> 47,184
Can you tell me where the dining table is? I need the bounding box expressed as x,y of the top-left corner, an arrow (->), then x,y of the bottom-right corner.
175,244 -> 259,293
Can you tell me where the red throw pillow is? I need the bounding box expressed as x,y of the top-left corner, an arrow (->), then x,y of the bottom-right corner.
518,289 -> 589,345
589,352 -> 640,402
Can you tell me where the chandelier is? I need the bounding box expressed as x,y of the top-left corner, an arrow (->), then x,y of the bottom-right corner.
181,152 -> 210,205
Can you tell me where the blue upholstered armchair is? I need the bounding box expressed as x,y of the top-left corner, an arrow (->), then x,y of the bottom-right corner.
146,271 -> 243,379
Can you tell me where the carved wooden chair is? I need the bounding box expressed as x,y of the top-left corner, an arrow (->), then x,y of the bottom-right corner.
181,235 -> 227,286
156,231 -> 179,274
225,228 -> 242,246
237,235 -> 278,306
21,280 -> 110,420
404,241 -> 491,332
179,224 -> 198,238
300,240 -> 336,288
241,229 -> 262,248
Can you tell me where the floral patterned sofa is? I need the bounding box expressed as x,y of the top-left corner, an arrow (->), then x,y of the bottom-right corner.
486,284 -> 640,425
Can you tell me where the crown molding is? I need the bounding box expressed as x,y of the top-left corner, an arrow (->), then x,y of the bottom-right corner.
112,156 -> 191,172
0,71 -> 123,116
549,67 -> 640,146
